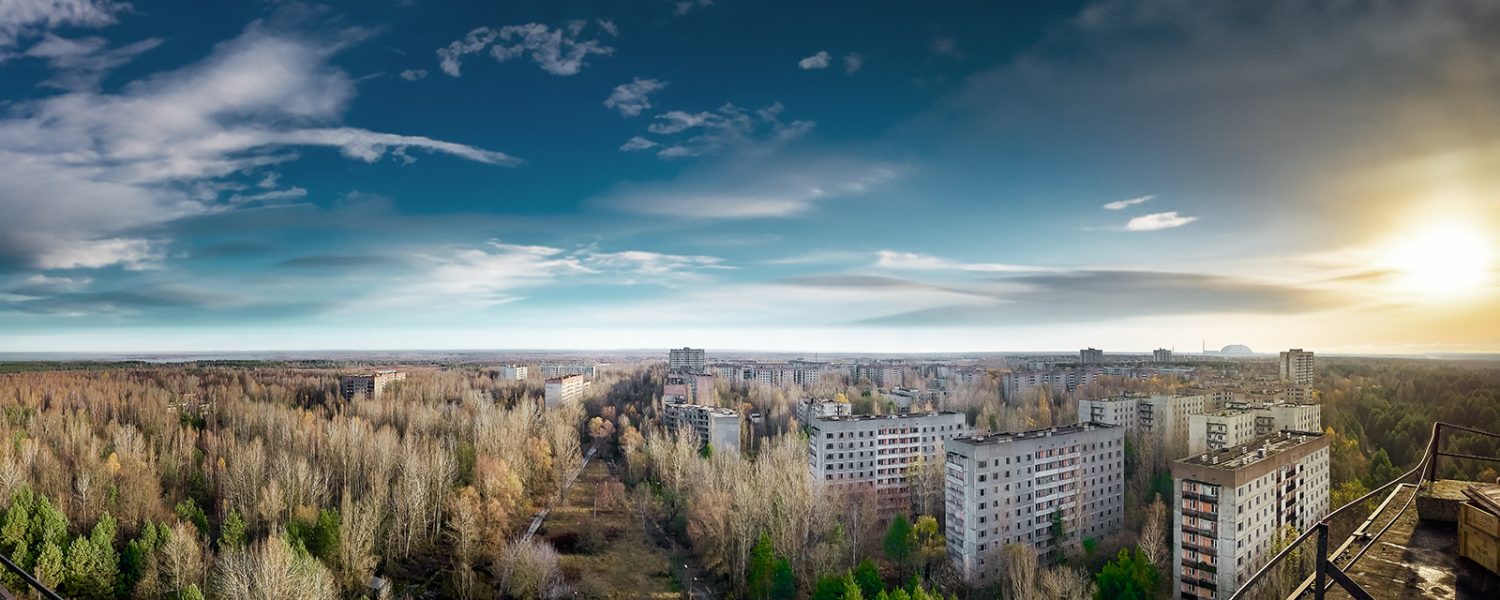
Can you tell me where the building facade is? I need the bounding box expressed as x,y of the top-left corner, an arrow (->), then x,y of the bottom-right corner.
1080,348 -> 1104,364
662,373 -> 714,405
1188,410 -> 1260,454
662,401 -> 740,456
669,347 -> 706,372
1154,348 -> 1174,362
544,374 -> 588,408
339,370 -> 406,400
1140,394 -> 1213,456
944,423 -> 1126,585
1077,394 -> 1144,433
806,412 -> 969,517
795,398 -> 852,424
497,365 -> 528,381
1277,349 -> 1314,386
1171,431 -> 1330,600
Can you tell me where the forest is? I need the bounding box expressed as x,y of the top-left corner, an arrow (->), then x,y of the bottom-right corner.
0,356 -> 1492,599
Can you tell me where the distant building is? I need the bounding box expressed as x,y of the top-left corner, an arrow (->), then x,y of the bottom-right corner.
669,347 -> 706,372
662,373 -> 714,405
663,401 -> 740,456
1140,394 -> 1213,456
1080,348 -> 1104,364
1188,409 -> 1260,454
1077,394 -> 1145,432
544,374 -> 588,408
497,365 -> 528,381
806,412 -> 969,517
1154,348 -> 1173,362
1172,431 -> 1330,600
945,423 -> 1126,584
1277,349 -> 1314,386
339,370 -> 405,400
884,387 -> 923,412
539,363 -> 600,378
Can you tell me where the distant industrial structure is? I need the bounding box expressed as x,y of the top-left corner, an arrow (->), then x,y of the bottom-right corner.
339,369 -> 405,400
1171,431 -> 1330,600
944,422 -> 1127,584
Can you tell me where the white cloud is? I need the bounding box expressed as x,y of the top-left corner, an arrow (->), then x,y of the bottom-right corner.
21,33 -> 159,90
1124,211 -> 1198,231
873,250 -> 1048,273
596,19 -> 618,36
0,23 -> 517,270
798,50 -> 830,70
931,36 -> 963,59
843,52 -> 864,74
619,136 -> 658,152
604,77 -> 667,117
399,68 -> 427,81
673,0 -> 714,16
599,156 -> 900,218
0,0 -> 125,49
1102,194 -> 1154,210
437,21 -> 613,77
628,102 -> 813,159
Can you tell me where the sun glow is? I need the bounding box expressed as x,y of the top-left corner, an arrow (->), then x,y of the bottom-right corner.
1384,221 -> 1494,298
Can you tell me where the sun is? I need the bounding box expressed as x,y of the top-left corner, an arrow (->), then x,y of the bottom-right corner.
1383,221 -> 1494,298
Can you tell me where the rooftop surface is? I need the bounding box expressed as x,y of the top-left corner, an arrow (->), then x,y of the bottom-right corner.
1176,430 -> 1325,469
815,411 -> 959,422
1325,482 -> 1500,600
951,422 -> 1117,446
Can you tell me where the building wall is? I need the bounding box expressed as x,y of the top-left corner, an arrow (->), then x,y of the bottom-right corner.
1077,397 -> 1140,433
807,412 -> 969,518
544,374 -> 587,408
1188,411 -> 1260,454
944,424 -> 1126,585
669,347 -> 706,372
339,370 -> 405,400
498,365 -> 528,381
662,401 -> 740,456
1278,349 -> 1314,386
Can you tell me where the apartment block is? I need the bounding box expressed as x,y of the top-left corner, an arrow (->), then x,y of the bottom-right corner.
663,401 -> 740,456
1077,394 -> 1143,433
1140,394 -> 1213,456
544,374 -> 588,408
944,423 -> 1126,585
669,347 -> 706,372
1080,347 -> 1104,364
1188,410 -> 1259,454
795,398 -> 852,424
1277,349 -> 1314,386
1171,431 -> 1330,600
497,365 -> 528,381
662,373 -> 714,405
807,412 -> 969,517
339,370 -> 405,400
1255,403 -> 1320,435
1154,348 -> 1174,362
539,363 -> 600,378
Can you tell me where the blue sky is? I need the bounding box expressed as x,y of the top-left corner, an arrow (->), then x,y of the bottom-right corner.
0,0 -> 1497,353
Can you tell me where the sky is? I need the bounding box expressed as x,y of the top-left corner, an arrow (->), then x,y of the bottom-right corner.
0,0 -> 1497,354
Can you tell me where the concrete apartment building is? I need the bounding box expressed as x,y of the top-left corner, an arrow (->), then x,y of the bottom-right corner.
662,373 -> 714,405
1278,349 -> 1314,386
1140,393 -> 1213,456
1154,348 -> 1174,362
1188,403 -> 1323,454
1080,347 -> 1104,364
539,363 -> 600,378
806,412 -> 969,517
944,423 -> 1127,585
497,365 -> 528,381
795,398 -> 851,424
663,400 -> 740,456
1172,431 -> 1330,600
544,374 -> 588,408
339,370 -> 406,400
669,347 -> 706,372
1076,394 -> 1144,433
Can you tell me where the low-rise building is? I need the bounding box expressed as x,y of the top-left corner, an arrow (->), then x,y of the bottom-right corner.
497,365 -> 528,381
339,370 -> 406,400
1171,431 -> 1330,600
807,412 -> 969,517
944,423 -> 1126,585
544,374 -> 588,408
796,398 -> 852,424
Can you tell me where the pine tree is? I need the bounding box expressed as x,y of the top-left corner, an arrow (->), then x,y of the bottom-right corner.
747,533 -> 775,599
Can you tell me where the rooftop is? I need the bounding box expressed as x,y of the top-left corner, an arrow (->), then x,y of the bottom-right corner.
1177,430 -> 1325,469
815,410 -> 959,422
951,421 -> 1117,446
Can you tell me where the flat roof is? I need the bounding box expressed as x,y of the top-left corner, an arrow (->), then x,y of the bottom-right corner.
951,422 -> 1117,446
814,410 -> 959,422
1177,430 -> 1325,469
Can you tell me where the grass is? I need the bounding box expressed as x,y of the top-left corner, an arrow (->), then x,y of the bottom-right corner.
540,458 -> 679,599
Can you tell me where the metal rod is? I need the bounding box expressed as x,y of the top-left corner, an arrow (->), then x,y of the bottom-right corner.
0,553 -> 65,600
1314,522 -> 1328,600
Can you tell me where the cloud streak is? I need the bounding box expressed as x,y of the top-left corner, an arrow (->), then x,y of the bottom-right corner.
604,78 -> 667,117
437,21 -> 613,77
1102,194 -> 1153,210
1123,211 -> 1197,231
798,50 -> 830,69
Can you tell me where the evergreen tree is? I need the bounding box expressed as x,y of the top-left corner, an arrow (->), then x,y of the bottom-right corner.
852,559 -> 881,599
218,510 -> 247,551
841,573 -> 865,600
747,533 -> 775,599
770,558 -> 796,600
811,573 -> 847,600
883,515 -> 912,570
1094,548 -> 1157,600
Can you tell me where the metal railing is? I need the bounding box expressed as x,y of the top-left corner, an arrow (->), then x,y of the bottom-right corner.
0,553 -> 65,600
1228,422 -> 1500,600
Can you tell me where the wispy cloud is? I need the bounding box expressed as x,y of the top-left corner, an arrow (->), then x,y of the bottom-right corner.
673,0 -> 714,17
931,35 -> 963,59
604,78 -> 667,117
21,34 -> 160,90
1102,194 -> 1154,210
624,102 -> 813,159
798,50 -> 830,70
599,155 -> 900,218
437,21 -> 613,77
0,0 -> 125,49
1123,211 -> 1197,231
843,52 -> 864,74
399,68 -> 427,81
873,250 -> 1048,273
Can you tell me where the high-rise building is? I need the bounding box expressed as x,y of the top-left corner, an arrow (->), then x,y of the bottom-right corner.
1187,409 -> 1260,454
1076,394 -> 1143,432
1154,348 -> 1173,362
339,370 -> 405,400
1172,431 -> 1330,600
497,365 -> 528,381
1139,393 -> 1212,456
662,373 -> 714,405
806,412 -> 969,517
944,423 -> 1126,585
1278,349 -> 1314,386
1080,348 -> 1104,364
544,374 -> 588,408
669,347 -> 706,372
795,398 -> 852,424
662,401 -> 740,456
